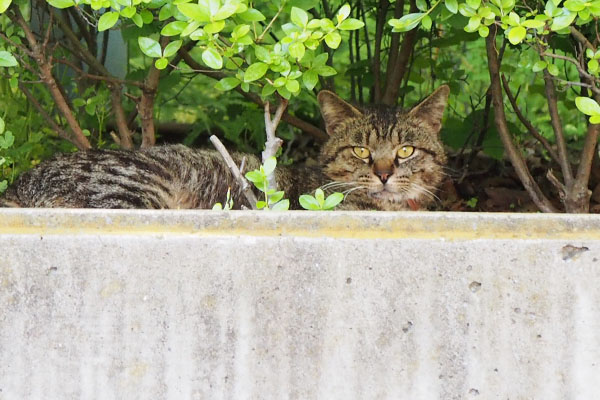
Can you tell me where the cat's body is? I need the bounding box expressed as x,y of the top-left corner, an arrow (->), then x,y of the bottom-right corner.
1,86 -> 450,211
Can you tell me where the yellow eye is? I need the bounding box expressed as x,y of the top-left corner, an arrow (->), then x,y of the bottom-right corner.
353,146 -> 371,159
397,145 -> 415,159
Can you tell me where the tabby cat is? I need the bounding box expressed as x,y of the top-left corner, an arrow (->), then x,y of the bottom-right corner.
0,86 -> 449,210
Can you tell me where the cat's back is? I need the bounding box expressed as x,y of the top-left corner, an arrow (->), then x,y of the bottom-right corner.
1,144 -> 245,209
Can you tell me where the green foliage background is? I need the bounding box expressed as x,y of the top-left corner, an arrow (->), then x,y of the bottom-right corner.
0,0 -> 596,203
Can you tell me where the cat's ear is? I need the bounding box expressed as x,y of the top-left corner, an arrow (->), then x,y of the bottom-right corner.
408,85 -> 450,134
317,90 -> 363,135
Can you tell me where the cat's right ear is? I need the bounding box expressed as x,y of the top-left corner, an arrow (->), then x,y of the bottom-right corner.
317,91 -> 362,136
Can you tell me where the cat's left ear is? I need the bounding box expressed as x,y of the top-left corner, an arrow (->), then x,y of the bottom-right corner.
408,85 -> 450,134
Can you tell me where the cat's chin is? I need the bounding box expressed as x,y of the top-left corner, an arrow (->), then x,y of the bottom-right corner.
368,189 -> 408,203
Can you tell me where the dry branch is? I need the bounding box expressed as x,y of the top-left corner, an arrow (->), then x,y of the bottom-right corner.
209,135 -> 258,209
501,75 -> 560,164
486,28 -> 558,212
9,8 -> 91,150
262,99 -> 287,191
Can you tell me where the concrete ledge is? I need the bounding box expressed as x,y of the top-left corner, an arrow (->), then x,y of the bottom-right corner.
1,210 -> 599,399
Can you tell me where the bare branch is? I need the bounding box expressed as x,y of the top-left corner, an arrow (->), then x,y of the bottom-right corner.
486,27 -> 558,212
570,26 -> 596,52
8,8 -> 90,150
501,74 -> 560,164
209,135 -> 258,209
260,99 -> 287,191
542,67 -> 574,186
18,83 -> 72,143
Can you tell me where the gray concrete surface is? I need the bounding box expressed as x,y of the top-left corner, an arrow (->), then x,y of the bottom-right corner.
1,209 -> 600,399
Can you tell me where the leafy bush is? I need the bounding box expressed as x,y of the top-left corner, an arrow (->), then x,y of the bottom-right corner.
0,0 -> 599,212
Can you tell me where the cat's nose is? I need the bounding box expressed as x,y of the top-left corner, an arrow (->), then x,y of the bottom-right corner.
376,172 -> 391,184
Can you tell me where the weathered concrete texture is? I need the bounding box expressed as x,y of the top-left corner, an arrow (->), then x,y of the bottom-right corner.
1,209 -> 600,399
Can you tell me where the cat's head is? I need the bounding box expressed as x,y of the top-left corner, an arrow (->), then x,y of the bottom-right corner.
317,86 -> 450,210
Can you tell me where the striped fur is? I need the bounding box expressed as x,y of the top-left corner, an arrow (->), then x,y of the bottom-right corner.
1,87 -> 449,210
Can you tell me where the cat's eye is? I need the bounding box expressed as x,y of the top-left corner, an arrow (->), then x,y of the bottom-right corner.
353,146 -> 371,159
397,145 -> 415,159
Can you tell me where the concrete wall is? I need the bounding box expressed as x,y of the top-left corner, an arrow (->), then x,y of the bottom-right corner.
1,209 -> 599,399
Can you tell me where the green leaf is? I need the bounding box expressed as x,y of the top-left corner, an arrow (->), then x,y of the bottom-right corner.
0,117 -> 4,134
575,97 -> 600,115
161,21 -> 187,36
337,4 -> 351,22
132,13 -> 143,28
0,0 -> 12,13
204,20 -> 225,34
245,170 -> 265,184
508,26 -> 526,44
299,195 -> 321,210
550,8 -> 576,30
323,192 -> 344,210
271,199 -> 289,211
421,14 -> 432,30
445,0 -> 458,13
269,191 -> 285,203
338,18 -> 364,30
0,180 -> 6,193
244,62 -> 268,82
547,63 -> 559,76
532,60 -> 547,72
590,115 -> 600,124
262,84 -> 276,97
140,9 -> 154,24
47,0 -> 74,8
522,19 -> 546,29
98,11 -> 119,31
564,0 -> 586,11
458,4 -> 476,17
263,157 -> 277,175
589,59 -> 599,73
314,65 -> 337,76
162,40 -> 182,57
177,3 -> 210,21
254,46 -> 271,63
291,6 -> 309,27
214,3 -> 238,20
215,77 -> 241,91
256,200 -> 268,209
303,70 -> 318,90
239,8 -> 265,21
120,6 -> 136,18
389,13 -> 424,32
138,37 -> 162,58
0,131 -> 14,148
324,31 -> 342,48
464,16 -> 481,32
467,0 -> 481,8
285,79 -> 300,93
478,25 -> 489,37
154,57 -> 168,69
315,188 -> 325,205
202,48 -> 223,69
0,51 -> 18,67
289,42 -> 305,59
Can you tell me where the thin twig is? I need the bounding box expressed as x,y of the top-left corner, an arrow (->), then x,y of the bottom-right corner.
18,83 -> 72,143
501,74 -> 560,164
209,135 -> 258,210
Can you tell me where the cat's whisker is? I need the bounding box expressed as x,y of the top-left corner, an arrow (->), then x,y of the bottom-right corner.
320,181 -> 357,191
343,186 -> 367,199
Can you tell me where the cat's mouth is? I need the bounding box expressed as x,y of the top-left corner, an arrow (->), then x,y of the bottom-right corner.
368,187 -> 406,202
